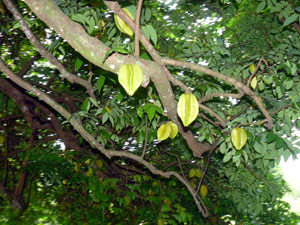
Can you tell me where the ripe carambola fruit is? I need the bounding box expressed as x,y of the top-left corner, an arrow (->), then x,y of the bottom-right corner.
118,64 -> 143,96
177,93 -> 199,127
157,122 -> 178,141
114,8 -> 134,36
231,128 -> 247,150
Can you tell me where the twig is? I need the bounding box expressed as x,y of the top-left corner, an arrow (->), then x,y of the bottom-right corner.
16,53 -> 41,77
163,66 -> 190,93
199,113 -> 220,127
161,160 -> 191,171
246,58 -> 268,87
238,103 -> 291,127
160,148 -> 188,182
141,114 -> 148,159
134,0 -> 143,57
195,143 -> 217,196
199,104 -> 226,127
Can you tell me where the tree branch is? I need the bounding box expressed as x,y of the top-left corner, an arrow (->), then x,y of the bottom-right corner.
2,0 -> 96,100
199,103 -> 226,127
0,59 -> 208,216
195,141 -> 219,196
141,114 -> 148,159
161,58 -> 273,129
134,0 -> 143,57
246,58 -> 268,87
199,91 -> 244,104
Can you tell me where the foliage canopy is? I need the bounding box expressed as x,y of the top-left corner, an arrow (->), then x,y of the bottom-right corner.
0,0 -> 300,224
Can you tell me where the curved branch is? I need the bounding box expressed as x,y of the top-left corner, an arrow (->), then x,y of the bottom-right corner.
2,0 -> 96,100
195,142 -> 219,195
161,58 -> 273,129
0,59 -> 208,217
199,91 -> 244,104
163,66 -> 191,93
107,150 -> 209,217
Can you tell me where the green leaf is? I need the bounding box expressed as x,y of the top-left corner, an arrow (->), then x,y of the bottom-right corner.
141,26 -> 150,40
254,142 -> 262,153
146,24 -> 157,46
275,137 -> 284,148
88,97 -> 98,107
223,152 -> 233,162
256,1 -> 266,13
118,64 -> 143,96
58,46 -> 65,55
102,113 -> 109,124
87,17 -> 95,34
266,132 -> 277,143
137,107 -> 143,118
112,46 -> 129,54
283,14 -> 299,27
116,93 -> 124,102
258,81 -> 265,91
102,47 -> 129,63
145,8 -> 152,21
242,151 -> 248,162
97,75 -> 106,94
81,97 -> 90,112
283,150 -> 291,161
71,14 -> 87,24
143,104 -> 156,121
284,80 -> 293,90
220,142 -> 227,154
75,57 -> 83,72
